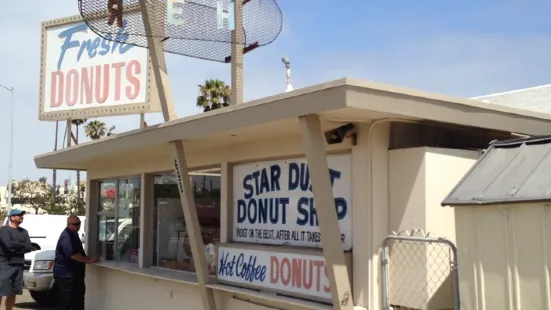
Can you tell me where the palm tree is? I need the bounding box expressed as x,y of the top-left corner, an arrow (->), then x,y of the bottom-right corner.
196,79 -> 231,112
85,120 -> 116,140
71,119 -> 87,201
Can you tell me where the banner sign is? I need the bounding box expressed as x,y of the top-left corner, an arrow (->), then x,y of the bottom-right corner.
232,154 -> 352,250
39,14 -> 160,121
217,245 -> 331,301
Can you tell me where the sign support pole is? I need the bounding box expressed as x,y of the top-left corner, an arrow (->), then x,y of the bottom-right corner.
231,0 -> 244,105
299,114 -> 354,310
137,1 -> 217,309
66,119 -> 72,148
140,113 -> 145,129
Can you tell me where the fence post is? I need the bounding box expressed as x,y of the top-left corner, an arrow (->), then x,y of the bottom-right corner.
448,240 -> 460,310
380,239 -> 390,310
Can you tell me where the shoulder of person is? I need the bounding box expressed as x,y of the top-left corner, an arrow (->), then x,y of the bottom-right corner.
59,229 -> 70,238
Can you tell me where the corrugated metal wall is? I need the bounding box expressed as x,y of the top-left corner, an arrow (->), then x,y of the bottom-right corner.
455,203 -> 551,310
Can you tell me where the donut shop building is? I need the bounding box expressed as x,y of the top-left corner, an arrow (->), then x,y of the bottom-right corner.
34,78 -> 551,310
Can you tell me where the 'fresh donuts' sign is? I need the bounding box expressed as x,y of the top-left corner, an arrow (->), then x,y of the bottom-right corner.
39,15 -> 160,121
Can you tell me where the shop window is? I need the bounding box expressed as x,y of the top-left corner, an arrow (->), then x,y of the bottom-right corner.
153,169 -> 220,274
96,178 -> 141,263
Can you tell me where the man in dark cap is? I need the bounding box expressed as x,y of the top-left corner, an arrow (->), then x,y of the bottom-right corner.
0,209 -> 32,310
54,215 -> 98,310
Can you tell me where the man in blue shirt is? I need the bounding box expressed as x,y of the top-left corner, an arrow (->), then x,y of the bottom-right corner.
0,209 -> 32,310
54,215 -> 97,310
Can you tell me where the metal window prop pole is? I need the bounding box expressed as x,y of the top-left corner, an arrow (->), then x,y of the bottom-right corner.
137,1 -> 217,309
0,85 -> 15,216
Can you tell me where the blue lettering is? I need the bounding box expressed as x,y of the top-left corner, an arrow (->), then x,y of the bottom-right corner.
270,165 -> 281,191
243,174 -> 254,199
296,197 -> 314,226
328,169 -> 341,186
242,165 -> 282,198
236,198 -> 289,224
218,252 -> 267,283
56,20 -> 134,71
252,170 -> 261,195
237,199 -> 246,223
288,162 -> 342,191
99,34 -> 112,55
296,197 -> 348,226
260,169 -> 270,195
288,163 -> 299,191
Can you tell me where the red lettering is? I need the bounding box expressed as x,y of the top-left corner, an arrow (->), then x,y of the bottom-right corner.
65,69 -> 79,106
80,67 -> 93,104
48,61 -> 143,109
313,261 -> 323,292
281,258 -> 291,285
126,60 -> 141,99
270,256 -> 330,294
324,265 -> 330,293
291,258 -> 302,288
302,259 -> 313,290
270,256 -> 279,283
95,64 -> 109,103
112,62 -> 125,101
50,71 -> 63,108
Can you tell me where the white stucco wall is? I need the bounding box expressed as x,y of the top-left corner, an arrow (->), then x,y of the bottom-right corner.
389,147 -> 479,241
387,147 -> 479,309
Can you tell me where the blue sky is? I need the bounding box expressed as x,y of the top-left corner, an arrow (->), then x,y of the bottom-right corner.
0,0 -> 550,185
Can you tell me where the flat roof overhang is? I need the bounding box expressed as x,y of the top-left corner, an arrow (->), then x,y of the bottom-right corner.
35,78 -> 551,171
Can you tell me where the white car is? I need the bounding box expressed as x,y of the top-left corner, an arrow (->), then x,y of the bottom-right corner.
23,249 -> 56,304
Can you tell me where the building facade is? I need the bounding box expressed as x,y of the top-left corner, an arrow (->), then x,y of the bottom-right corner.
34,79 -> 551,310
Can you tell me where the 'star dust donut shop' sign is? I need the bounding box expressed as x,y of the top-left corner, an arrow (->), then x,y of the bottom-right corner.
39,15 -> 159,121
232,154 -> 352,250
217,245 -> 331,301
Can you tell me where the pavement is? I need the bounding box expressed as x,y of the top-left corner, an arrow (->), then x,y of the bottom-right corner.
12,291 -> 53,310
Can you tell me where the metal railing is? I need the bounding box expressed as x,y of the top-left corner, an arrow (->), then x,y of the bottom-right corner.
381,230 -> 459,310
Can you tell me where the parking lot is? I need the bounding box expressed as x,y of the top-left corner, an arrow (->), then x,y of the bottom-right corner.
13,292 -> 52,310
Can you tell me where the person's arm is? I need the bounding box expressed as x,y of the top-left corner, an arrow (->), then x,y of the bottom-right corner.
0,227 -> 25,252
60,234 -> 97,263
70,253 -> 96,263
21,230 -> 33,254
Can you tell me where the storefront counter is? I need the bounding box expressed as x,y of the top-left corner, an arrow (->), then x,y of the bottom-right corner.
91,260 -> 203,285
86,260 -> 337,310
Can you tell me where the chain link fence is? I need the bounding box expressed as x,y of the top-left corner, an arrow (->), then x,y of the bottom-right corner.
381,230 -> 459,310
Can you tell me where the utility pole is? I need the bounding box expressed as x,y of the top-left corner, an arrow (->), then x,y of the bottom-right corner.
0,84 -> 15,215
